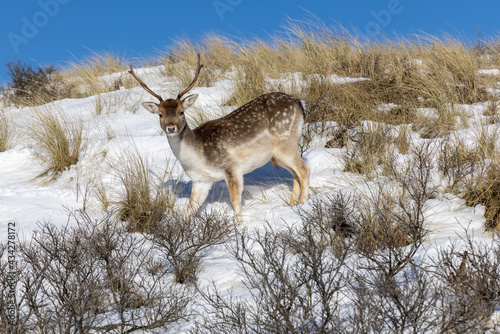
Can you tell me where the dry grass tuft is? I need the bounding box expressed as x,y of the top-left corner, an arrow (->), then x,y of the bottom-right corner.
438,136 -> 480,193
28,107 -> 83,180
161,36 -> 235,88
64,51 -> 136,99
438,129 -> 500,230
0,112 -> 16,152
109,149 -> 178,232
464,163 -> 500,231
342,125 -> 398,177
355,193 -> 414,252
222,42 -> 268,107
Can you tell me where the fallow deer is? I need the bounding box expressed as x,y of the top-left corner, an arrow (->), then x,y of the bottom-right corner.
128,54 -> 309,223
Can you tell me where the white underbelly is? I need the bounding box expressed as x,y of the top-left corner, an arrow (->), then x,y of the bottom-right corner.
174,144 -> 226,182
184,162 -> 226,182
229,132 -> 273,174
239,151 -> 272,174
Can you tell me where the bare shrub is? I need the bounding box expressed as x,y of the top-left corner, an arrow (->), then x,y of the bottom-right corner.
80,212 -> 193,332
195,212 -> 351,333
433,236 -> 500,333
2,61 -> 76,107
348,143 -> 434,280
0,241 -> 32,334
343,143 -> 500,333
145,211 -> 235,284
297,192 -> 356,239
192,284 -> 250,334
347,234 -> 500,334
19,218 -> 106,332
195,142 -> 436,332
344,144 -> 500,333
0,243 -> 15,332
349,263 -> 439,334
9,210 -> 194,333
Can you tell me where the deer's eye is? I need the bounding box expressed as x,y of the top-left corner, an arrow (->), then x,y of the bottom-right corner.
159,114 -> 163,118
179,111 -> 184,116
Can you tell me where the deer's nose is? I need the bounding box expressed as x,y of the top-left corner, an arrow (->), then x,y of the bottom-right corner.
166,125 -> 177,134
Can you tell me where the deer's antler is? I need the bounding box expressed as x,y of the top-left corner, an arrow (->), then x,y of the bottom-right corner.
128,65 -> 163,102
177,53 -> 204,100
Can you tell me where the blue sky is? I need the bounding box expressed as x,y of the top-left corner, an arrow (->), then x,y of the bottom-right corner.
1,0 -> 499,86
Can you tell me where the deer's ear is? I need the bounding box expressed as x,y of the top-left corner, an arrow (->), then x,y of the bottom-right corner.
182,94 -> 198,109
142,102 -> 159,114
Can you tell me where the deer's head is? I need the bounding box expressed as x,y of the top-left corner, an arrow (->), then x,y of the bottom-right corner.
129,54 -> 203,136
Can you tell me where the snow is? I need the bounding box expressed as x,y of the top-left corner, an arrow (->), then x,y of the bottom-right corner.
266,72 -> 370,92
1,66 -> 500,332
478,68 -> 500,76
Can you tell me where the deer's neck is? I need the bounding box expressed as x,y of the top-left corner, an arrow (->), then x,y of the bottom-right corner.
166,124 -> 200,169
167,123 -> 188,153
167,123 -> 228,183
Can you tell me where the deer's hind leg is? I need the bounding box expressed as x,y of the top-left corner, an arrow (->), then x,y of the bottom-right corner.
273,152 -> 309,206
225,169 -> 244,224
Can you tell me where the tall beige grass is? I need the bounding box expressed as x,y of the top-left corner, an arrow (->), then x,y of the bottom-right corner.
157,20 -> 496,135
107,148 -> 179,232
0,112 -> 16,152
160,35 -> 236,88
64,51 -> 136,99
28,107 -> 83,180
463,162 -> 500,231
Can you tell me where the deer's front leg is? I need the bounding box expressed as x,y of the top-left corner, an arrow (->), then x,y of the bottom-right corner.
186,181 -> 212,218
225,170 -> 244,224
